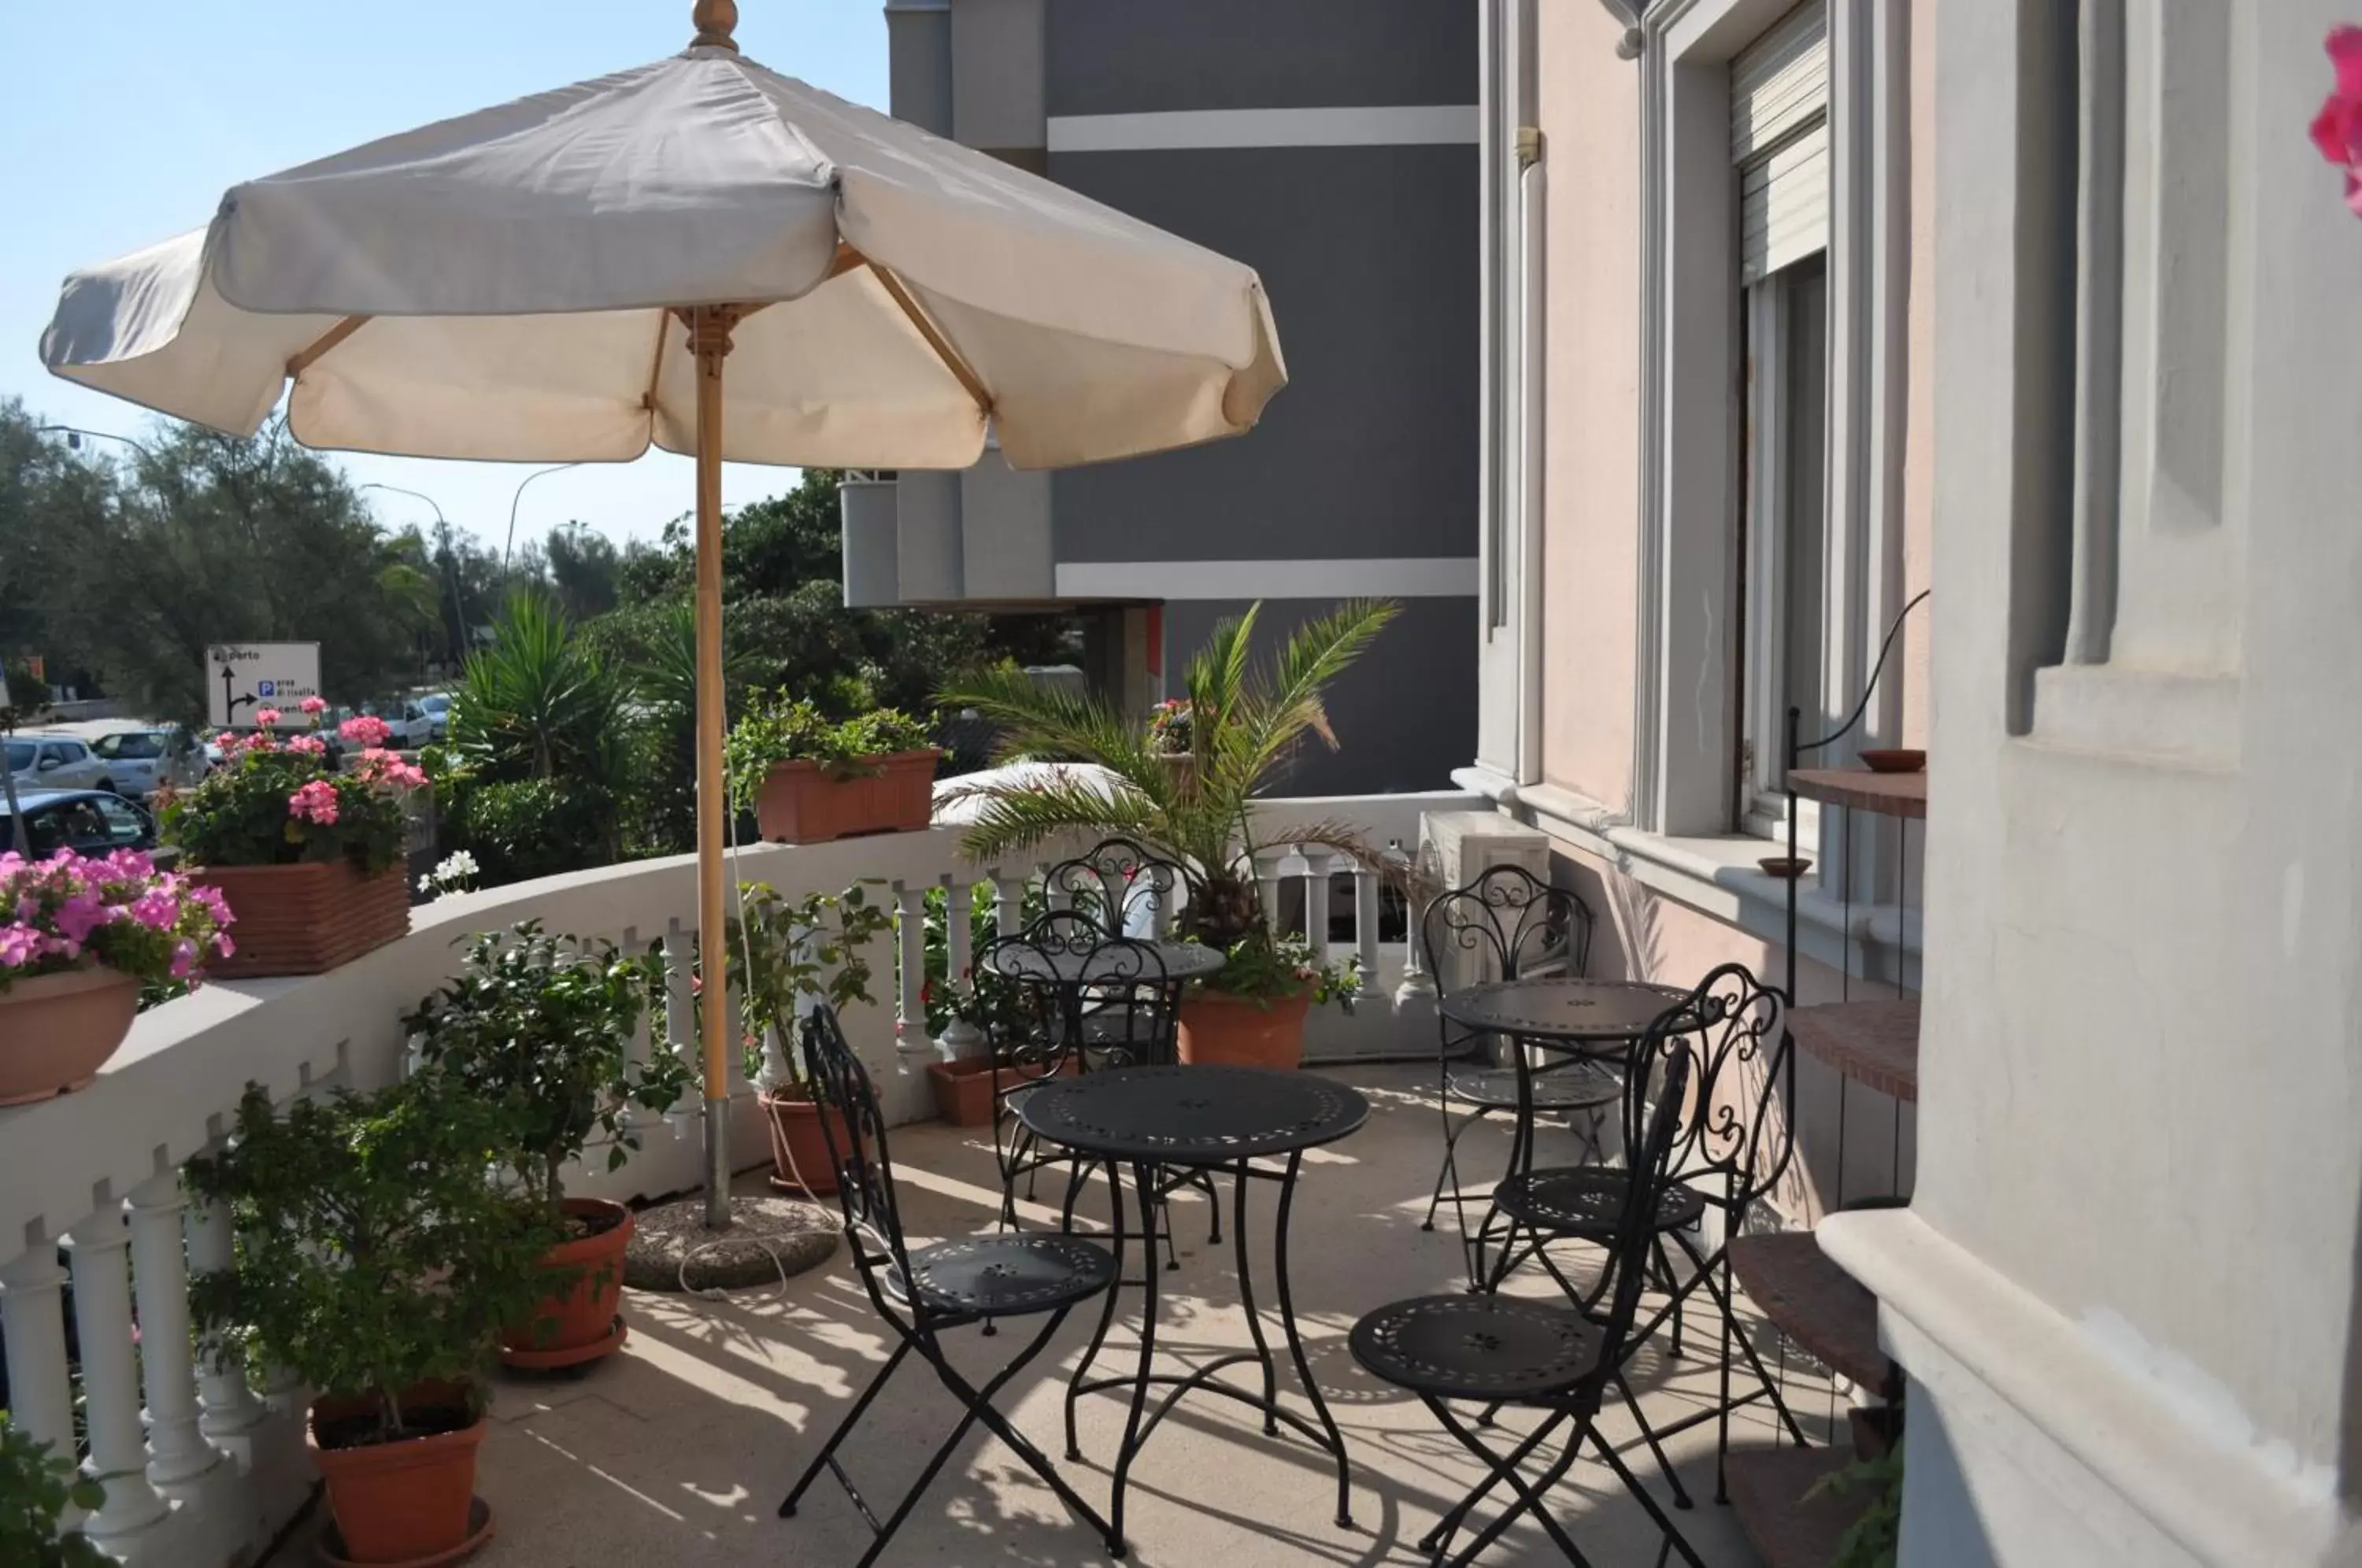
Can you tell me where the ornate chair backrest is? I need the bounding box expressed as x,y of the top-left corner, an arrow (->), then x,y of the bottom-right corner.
798,1004 -> 919,1313
978,910 -> 1184,1072
1419,864 -> 1595,995
1623,962 -> 1796,1219
1045,837 -> 1186,939
1592,1047 -> 1695,1376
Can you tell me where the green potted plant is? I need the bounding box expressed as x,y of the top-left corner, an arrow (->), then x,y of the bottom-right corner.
405,924 -> 690,1370
724,695 -> 938,844
0,846 -> 233,1104
157,699 -> 420,975
729,882 -> 892,1194
187,1078 -> 550,1566
942,600 -> 1402,1070
0,1416 -> 106,1566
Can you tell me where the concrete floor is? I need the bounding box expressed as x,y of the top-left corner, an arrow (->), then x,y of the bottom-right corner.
386,1065 -> 1835,1566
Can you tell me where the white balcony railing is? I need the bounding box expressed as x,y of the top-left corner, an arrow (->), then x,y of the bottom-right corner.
0,790 -> 1468,1566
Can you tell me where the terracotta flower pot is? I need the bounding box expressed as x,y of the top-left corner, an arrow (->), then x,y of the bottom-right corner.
1177,988 -> 1315,1071
753,750 -> 938,844
760,1087 -> 864,1196
502,1198 -> 632,1370
193,860 -> 409,978
0,967 -> 141,1107
927,1056 -> 1072,1127
309,1385 -> 487,1566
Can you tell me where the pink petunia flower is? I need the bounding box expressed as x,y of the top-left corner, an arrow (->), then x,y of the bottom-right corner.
54,892 -> 109,945
2314,26 -> 2362,216
169,938 -> 198,979
0,923 -> 40,967
287,779 -> 342,826
299,695 -> 328,716
253,707 -> 282,727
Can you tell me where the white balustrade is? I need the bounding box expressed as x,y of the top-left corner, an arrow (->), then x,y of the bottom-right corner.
991,869 -> 1023,937
893,880 -> 928,1052
0,1246 -> 76,1473
65,1208 -> 170,1537
945,877 -> 975,986
186,1196 -> 265,1444
128,1172 -> 217,1486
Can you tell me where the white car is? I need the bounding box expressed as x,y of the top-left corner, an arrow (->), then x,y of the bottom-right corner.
369,700 -> 435,750
6,734 -> 113,795
90,728 -> 207,801
415,692 -> 454,741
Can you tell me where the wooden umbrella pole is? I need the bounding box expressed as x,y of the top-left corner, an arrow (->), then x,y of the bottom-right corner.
689,304 -> 740,1230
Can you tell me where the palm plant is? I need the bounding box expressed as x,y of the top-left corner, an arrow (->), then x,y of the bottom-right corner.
449,590 -> 628,787
941,599 -> 1401,956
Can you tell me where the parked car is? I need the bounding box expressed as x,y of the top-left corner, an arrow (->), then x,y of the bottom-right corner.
2,788 -> 158,858
6,733 -> 112,794
415,691 -> 453,742
91,727 -> 207,801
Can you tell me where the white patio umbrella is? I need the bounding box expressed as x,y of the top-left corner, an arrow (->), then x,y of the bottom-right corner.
41,0 -> 1285,1225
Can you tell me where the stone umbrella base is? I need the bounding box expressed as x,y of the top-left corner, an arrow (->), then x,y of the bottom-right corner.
623,1194 -> 840,1293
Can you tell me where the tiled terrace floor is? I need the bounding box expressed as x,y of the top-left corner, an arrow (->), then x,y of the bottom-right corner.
316,1065 -> 1838,1566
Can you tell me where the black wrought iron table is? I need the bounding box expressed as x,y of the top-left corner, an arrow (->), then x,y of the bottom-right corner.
1016,1063 -> 1370,1553
1436,978 -> 1697,1289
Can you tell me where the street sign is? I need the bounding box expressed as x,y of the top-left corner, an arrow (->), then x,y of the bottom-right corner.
206,643 -> 323,729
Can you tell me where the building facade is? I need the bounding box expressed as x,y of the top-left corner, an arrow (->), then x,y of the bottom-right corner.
854,0 -> 1481,794
1473,0 -> 2362,1562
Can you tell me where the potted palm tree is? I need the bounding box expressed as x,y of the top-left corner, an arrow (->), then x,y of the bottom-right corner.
942,600 -> 1400,1070
731,882 -> 894,1194
405,925 -> 690,1370
187,1078 -> 550,1566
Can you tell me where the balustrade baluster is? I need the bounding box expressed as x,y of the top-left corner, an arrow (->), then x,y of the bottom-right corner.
663,918 -> 700,1133
0,1245 -> 76,1473
186,1196 -> 265,1442
128,1173 -> 217,1485
1354,863 -> 1383,986
1300,852 -> 1332,965
991,870 -> 1022,937
894,881 -> 928,1052
66,1208 -> 170,1537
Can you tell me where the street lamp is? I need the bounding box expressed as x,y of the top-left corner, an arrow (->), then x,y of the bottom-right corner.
359,483 -> 472,669
35,424 -> 154,460
502,462 -> 582,571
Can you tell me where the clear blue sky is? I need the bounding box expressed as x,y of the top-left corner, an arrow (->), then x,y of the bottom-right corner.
0,1 -> 889,548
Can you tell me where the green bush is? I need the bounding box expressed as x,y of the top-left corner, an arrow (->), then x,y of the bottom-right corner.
443,775 -> 616,886
0,1417 -> 106,1566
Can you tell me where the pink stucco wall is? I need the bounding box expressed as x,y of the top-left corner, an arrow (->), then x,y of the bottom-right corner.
1534,2 -> 1641,814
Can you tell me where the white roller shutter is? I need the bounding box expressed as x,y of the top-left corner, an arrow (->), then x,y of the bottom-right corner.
1732,2 -> 1829,285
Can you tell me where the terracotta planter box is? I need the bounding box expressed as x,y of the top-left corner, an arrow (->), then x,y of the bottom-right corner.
309,1383 -> 488,1566
194,860 -> 410,978
502,1198 -> 632,1370
753,750 -> 938,844
0,967 -> 140,1107
927,1055 -> 1072,1127
1178,988 -> 1314,1071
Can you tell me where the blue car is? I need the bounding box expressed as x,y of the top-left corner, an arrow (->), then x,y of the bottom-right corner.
2,787 -> 159,859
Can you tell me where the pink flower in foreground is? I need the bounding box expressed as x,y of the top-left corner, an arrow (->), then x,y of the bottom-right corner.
356,748 -> 428,790
2313,26 -> 2362,215
0,924 -> 39,967
55,892 -> 109,945
287,734 -> 328,756
339,715 -> 393,749
253,707 -> 282,728
287,779 -> 342,826
299,695 -> 328,716
169,938 -> 198,980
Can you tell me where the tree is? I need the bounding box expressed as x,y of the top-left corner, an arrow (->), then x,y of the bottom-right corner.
545,524 -> 624,622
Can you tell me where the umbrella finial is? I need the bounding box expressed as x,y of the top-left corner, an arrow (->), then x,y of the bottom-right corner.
690,0 -> 739,50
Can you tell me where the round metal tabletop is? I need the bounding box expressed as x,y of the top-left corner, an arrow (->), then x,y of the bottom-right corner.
983,939 -> 1227,986
1016,1064 -> 1370,1166
1436,978 -> 1697,1044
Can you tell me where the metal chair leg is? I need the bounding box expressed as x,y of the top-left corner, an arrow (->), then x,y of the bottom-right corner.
779,1337 -> 915,1518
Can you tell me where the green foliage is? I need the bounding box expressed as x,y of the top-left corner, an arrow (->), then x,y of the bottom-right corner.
724,693 -> 935,809
1809,1440 -> 1905,1568
159,728 -> 413,875
919,881 -> 1045,1037
450,593 -> 628,789
726,882 -> 893,1089
405,925 -> 690,1220
0,1417 -> 106,1566
186,1079 -> 555,1445
1202,927 -> 1363,1008
942,599 -> 1402,963
439,775 -> 617,886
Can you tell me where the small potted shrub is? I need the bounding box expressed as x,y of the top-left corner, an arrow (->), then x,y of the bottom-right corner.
923,969 -> 1058,1126
0,847 -> 233,1104
0,1415 -> 106,1566
725,695 -> 938,844
1146,697 -> 1197,797
159,700 -> 421,976
405,925 -> 690,1370
731,882 -> 891,1195
188,1079 -> 550,1566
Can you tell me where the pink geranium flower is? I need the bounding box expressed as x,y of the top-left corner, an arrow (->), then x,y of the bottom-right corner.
287,779 -> 342,826
299,695 -> 328,716
339,715 -> 393,749
287,734 -> 328,756
2313,26 -> 2362,215
253,706 -> 282,727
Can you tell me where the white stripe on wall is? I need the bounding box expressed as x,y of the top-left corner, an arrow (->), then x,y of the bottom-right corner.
1046,105 -> 1479,153
1055,558 -> 1479,601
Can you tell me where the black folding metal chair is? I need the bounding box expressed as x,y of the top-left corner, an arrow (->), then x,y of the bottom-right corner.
1419,867 -> 1620,1264
1483,962 -> 1812,1504
779,1004 -> 1118,1566
1351,1048 -> 1700,1568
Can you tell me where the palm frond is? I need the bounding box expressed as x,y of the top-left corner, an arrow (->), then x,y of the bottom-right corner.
945,772 -> 1167,868
1236,600 -> 1399,783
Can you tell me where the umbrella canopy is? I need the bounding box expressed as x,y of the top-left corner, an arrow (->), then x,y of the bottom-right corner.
41,1 -> 1286,1225
40,17 -> 1283,472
